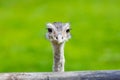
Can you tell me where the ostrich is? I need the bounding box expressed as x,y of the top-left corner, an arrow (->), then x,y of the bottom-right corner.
46,22 -> 71,72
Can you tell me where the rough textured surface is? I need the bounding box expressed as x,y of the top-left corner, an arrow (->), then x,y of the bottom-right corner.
0,70 -> 120,80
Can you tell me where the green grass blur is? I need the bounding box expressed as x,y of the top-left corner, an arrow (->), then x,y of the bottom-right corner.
0,0 -> 120,72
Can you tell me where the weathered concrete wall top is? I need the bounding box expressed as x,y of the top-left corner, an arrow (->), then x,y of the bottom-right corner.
0,70 -> 120,80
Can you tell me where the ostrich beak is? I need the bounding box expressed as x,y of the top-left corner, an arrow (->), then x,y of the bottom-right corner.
57,34 -> 63,44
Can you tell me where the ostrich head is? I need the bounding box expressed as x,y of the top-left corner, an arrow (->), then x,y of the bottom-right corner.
46,22 -> 71,44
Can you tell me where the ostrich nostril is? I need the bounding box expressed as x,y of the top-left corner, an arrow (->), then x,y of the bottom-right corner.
62,37 -> 63,39
56,37 -> 58,40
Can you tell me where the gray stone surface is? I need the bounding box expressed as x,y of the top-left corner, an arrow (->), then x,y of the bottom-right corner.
0,70 -> 120,80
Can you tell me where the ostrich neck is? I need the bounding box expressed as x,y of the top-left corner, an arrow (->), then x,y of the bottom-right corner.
52,42 -> 65,72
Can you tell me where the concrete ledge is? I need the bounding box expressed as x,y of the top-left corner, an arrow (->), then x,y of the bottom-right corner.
0,70 -> 120,80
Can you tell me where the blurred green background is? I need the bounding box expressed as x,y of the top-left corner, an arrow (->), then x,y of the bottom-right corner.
0,0 -> 120,72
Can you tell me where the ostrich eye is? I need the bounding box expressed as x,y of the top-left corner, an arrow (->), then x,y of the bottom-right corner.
48,28 -> 52,33
66,29 -> 70,33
